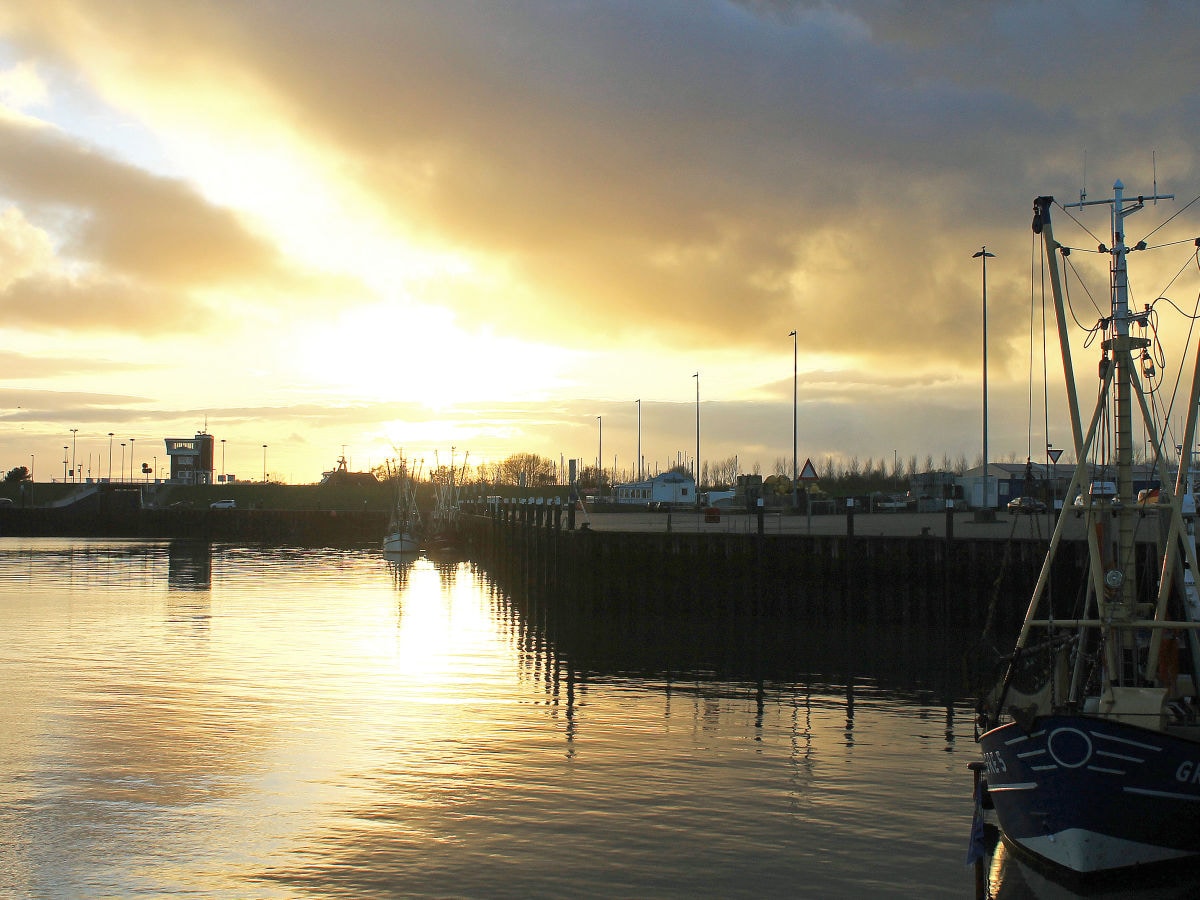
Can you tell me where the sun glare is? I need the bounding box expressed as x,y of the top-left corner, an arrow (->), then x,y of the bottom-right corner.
289,303 -> 577,411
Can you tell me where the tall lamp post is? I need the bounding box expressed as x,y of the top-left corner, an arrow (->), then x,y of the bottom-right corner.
790,330 -> 798,510
107,433 -> 114,481
596,416 -> 602,500
694,371 -> 701,507
120,443 -> 126,483
636,399 -> 642,482
129,438 -> 135,482
262,444 -> 268,482
62,446 -> 68,482
70,428 -> 78,483
973,246 -> 996,510
221,439 -> 226,483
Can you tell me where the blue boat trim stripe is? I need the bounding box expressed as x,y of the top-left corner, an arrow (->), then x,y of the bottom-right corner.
988,782 -> 1038,792
1094,733 -> 1162,752
1004,730 -> 1046,746
1095,750 -> 1143,763
1124,786 -> 1200,802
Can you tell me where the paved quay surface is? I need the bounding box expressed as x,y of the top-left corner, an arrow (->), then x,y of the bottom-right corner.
570,508 -> 1117,542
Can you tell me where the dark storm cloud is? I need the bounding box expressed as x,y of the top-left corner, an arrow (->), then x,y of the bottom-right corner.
3,1 -> 1200,361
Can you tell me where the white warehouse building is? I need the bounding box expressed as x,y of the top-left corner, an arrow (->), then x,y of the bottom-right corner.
613,471 -> 697,506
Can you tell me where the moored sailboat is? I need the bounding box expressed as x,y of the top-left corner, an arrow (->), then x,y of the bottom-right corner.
976,182 -> 1200,878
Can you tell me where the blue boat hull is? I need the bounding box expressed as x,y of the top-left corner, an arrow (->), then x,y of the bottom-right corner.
979,715 -> 1200,874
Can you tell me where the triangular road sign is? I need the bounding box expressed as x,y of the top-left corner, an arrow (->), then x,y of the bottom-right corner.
799,458 -> 819,481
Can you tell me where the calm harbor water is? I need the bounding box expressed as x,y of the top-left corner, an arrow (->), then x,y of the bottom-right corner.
0,538 -> 1188,898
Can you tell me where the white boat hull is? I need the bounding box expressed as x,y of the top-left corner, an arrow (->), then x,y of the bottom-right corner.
382,531 -> 419,554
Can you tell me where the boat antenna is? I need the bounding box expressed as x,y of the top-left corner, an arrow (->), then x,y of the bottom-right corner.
1153,149 -> 1158,204
1080,150 -> 1087,205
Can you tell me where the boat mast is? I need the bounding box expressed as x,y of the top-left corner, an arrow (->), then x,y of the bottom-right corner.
1065,180 -> 1173,617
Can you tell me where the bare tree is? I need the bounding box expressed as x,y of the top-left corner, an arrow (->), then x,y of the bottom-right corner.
823,456 -> 839,479
711,455 -> 739,487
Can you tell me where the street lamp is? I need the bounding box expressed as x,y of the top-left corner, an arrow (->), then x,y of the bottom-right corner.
62,446 -> 68,482
262,444 -> 268,482
636,399 -> 642,482
29,454 -> 33,481
108,433 -> 114,482
596,415 -> 602,499
129,438 -> 135,482
120,443 -> 126,483
221,439 -> 226,483
70,428 -> 78,483
694,371 -> 700,506
973,246 -> 996,510
790,330 -> 798,510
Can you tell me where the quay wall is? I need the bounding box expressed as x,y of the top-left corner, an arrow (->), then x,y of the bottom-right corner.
459,503 -> 1167,633
0,506 -> 387,546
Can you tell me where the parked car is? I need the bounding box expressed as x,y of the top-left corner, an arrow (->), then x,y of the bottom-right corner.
209,499 -> 236,509
1007,496 -> 1047,514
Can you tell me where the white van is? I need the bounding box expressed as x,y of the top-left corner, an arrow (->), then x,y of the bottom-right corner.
209,499 -> 237,509
1073,482 -> 1119,507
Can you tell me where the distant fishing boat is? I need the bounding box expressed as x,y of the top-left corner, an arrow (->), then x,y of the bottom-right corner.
383,457 -> 422,555
975,183 -> 1200,878
425,447 -> 466,552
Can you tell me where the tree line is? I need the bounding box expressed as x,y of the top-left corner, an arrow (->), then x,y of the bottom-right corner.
392,449 -> 1005,498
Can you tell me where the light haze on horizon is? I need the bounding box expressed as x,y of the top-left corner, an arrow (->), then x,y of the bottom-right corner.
2,1 -> 1200,483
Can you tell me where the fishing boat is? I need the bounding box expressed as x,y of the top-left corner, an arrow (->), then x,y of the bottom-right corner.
382,457 -> 422,555
976,181 -> 1200,878
425,447 -> 465,552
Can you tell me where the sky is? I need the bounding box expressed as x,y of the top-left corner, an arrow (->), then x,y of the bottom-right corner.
2,1 -> 1200,485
